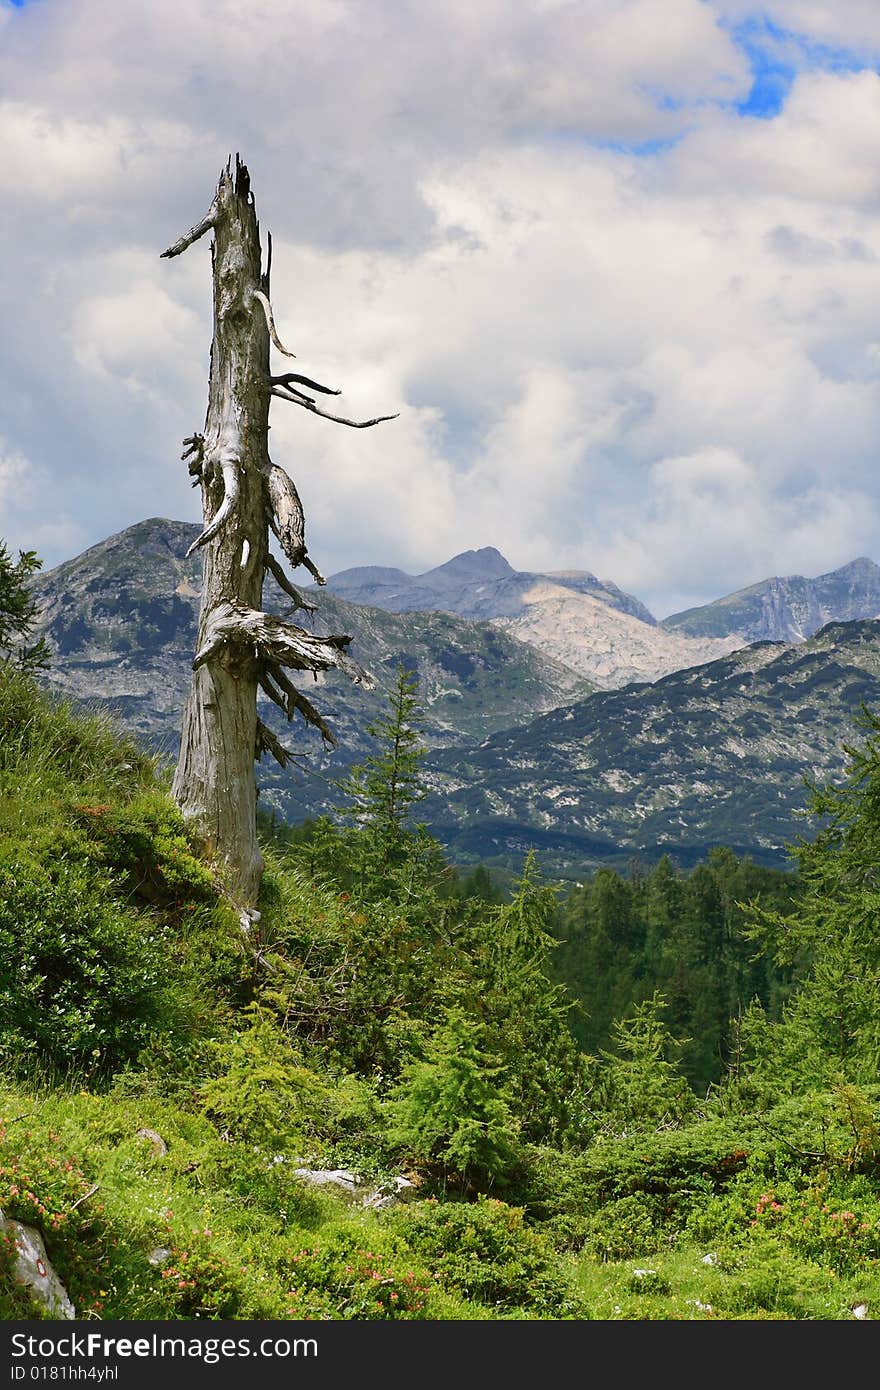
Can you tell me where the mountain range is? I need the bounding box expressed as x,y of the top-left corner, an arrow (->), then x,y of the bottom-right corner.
663,557 -> 880,642
324,551 -> 880,689
29,517 -> 591,756
28,519 -> 880,874
421,620 -> 880,871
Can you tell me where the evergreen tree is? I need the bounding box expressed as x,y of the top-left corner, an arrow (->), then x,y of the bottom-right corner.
385,1008 -> 521,1190
593,992 -> 695,1135
333,664 -> 443,901
476,854 -> 588,1145
0,540 -> 50,673
742,708 -> 880,1087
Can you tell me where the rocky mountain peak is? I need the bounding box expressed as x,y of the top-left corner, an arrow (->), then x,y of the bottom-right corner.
419,547 -> 516,585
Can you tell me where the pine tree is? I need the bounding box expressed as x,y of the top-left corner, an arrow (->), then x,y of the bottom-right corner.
334,664 -> 441,900
0,541 -> 50,674
478,854 -> 588,1145
742,707 -> 880,1087
594,992 -> 695,1134
385,1008 -> 521,1190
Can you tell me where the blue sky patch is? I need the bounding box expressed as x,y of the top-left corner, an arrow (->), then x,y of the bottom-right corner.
730,16 -> 875,119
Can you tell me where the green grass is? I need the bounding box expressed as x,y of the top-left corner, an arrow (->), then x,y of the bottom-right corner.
1,669 -> 879,1321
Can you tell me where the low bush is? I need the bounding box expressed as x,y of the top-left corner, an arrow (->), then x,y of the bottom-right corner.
397,1196 -> 585,1316
0,857 -> 175,1075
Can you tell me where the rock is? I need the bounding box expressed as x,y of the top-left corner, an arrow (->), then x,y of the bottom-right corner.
135,1127 -> 168,1156
701,1252 -> 718,1265
0,1209 -> 74,1319
362,1175 -> 419,1211
292,1168 -> 420,1211
292,1168 -> 362,1199
147,1247 -> 172,1266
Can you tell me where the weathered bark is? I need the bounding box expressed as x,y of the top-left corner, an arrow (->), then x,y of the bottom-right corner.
162,157 -> 388,909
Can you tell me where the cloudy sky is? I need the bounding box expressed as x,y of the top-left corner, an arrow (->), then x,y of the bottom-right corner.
1,0 -> 879,616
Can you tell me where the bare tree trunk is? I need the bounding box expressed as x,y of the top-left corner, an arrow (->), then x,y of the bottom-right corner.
161,157 -> 392,910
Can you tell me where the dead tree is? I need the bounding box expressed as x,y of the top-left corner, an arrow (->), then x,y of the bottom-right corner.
161,157 -> 395,911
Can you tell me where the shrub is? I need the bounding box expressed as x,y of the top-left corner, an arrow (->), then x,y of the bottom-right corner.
0,857 -> 175,1074
280,1228 -> 434,1320
0,1117 -> 114,1318
70,793 -> 216,910
199,1007 -> 347,1154
579,1193 -> 668,1262
398,1196 -> 584,1316
153,1226 -> 249,1319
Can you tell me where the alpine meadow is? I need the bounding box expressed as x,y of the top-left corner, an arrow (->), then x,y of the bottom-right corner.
3,0 -> 880,1336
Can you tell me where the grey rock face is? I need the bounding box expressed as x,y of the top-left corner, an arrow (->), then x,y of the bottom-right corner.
30,519 -> 591,826
664,558 -> 880,642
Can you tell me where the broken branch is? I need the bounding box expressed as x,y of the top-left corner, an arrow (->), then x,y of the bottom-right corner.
255,718 -> 297,769
259,664 -> 338,746
270,372 -> 341,397
187,450 -> 241,556
266,463 -> 306,568
160,201 -> 219,259
271,388 -> 398,430
265,553 -> 316,614
194,601 -> 373,691
251,289 -> 296,359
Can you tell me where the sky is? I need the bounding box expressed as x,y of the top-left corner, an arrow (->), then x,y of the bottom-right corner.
1,1 -> 879,617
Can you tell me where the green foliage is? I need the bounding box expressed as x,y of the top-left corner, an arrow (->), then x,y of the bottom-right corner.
280,1228 -> 434,1319
399,1195 -> 585,1316
199,1006 -> 350,1155
385,1011 -> 522,1191
332,665 -> 439,901
0,1111 -> 118,1317
0,857 -> 176,1075
6,643 -> 880,1319
69,793 -> 217,910
740,708 -> 880,1089
578,1193 -> 668,1262
555,849 -> 798,1090
0,1223 -> 46,1319
0,541 -> 50,673
153,1226 -> 249,1319
592,993 -> 695,1136
472,855 -> 590,1147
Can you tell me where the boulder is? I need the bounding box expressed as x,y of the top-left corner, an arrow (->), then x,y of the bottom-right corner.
0,1209 -> 75,1319
362,1175 -> 419,1211
135,1127 -> 168,1157
292,1168 -> 420,1211
292,1168 -> 361,1199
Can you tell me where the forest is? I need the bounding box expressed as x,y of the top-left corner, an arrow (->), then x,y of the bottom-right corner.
2,561 -> 880,1320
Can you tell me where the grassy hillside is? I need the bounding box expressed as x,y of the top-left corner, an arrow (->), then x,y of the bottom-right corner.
3,673 -> 880,1321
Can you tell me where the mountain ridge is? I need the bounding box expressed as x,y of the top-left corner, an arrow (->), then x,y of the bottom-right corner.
663,557 -> 880,642
419,618 -> 880,873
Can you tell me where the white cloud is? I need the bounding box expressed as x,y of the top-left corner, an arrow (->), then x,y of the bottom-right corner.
712,1 -> 880,53
0,0 -> 879,618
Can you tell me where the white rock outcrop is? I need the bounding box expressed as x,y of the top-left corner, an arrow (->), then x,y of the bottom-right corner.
0,1208 -> 75,1319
